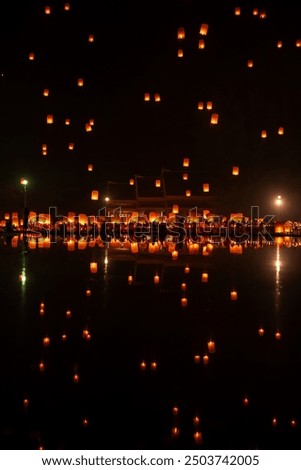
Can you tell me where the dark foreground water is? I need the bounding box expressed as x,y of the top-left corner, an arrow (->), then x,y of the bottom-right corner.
1,236 -> 301,450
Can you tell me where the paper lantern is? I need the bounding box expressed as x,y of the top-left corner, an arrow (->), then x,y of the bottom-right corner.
88,164 -> 93,172
43,336 -> 50,347
154,275 -> 160,285
182,173 -> 188,180
172,250 -> 178,260
229,244 -> 243,254
247,59 -> 253,68
73,373 -> 79,383
200,23 -> 209,36
149,242 -> 159,253
277,41 -> 283,49
66,310 -> 72,318
85,123 -> 92,132
177,49 -> 184,58
77,78 -> 84,87
232,166 -> 239,176
86,289 -> 91,296
173,406 -> 179,416
181,283 -> 186,291
131,242 -> 139,254
46,114 -> 53,124
253,8 -> 258,15
91,190 -> 99,200
230,290 -> 238,301
23,399 -> 29,409
194,432 -> 203,444
206,101 -> 213,110
140,361 -> 146,371
39,361 -> 45,372
203,354 -> 209,365
177,27 -> 185,39
234,7 -> 241,16
203,183 -> 210,192
129,178 -> 135,185
278,127 -> 284,135
150,362 -> 157,370
183,157 -> 190,167
67,239 -> 75,251
90,262 -> 98,274
184,265 -> 190,274
198,39 -> 205,49
275,331 -> 281,340
128,275 -> 133,285
78,239 -> 87,250
210,113 -> 219,124
243,397 -> 249,406
291,419 -> 297,428
272,418 -> 277,426
68,142 -> 74,150
64,3 -> 70,11
259,10 -> 267,19
155,179 -> 161,187
172,204 -> 179,214
194,355 -> 201,364
43,89 -> 49,97
193,416 -> 200,426
154,93 -> 161,102
29,52 -> 35,61
185,189 -> 191,197
88,34 -> 94,43
65,118 -> 70,125
172,427 -> 180,438
258,328 -> 264,336
261,130 -> 267,138
202,272 -> 208,283
296,40 -> 301,48
198,101 -> 204,110
45,6 -> 51,14
181,297 -> 188,307
207,340 -> 215,353
144,93 -> 150,101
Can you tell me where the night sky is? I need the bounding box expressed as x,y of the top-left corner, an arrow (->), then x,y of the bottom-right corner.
1,0 -> 301,217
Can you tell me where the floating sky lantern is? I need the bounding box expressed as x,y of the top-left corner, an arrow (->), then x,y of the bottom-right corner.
275,331 -> 281,340
277,41 -> 283,48
258,328 -> 264,336
181,283 -> 187,291
185,265 -> 190,274
45,6 -> 51,14
90,262 -> 98,274
253,8 -> 259,16
46,114 -> 53,124
203,183 -> 210,192
155,179 -> 161,188
129,178 -> 135,185
73,373 -> 79,383
183,157 -> 190,167
261,130 -> 267,138
154,275 -> 160,285
64,3 -> 70,11
272,417 -> 277,426
172,427 -> 180,438
198,39 -> 205,49
194,431 -> 203,444
207,340 -> 215,353
234,7 -> 241,16
232,166 -> 239,176
194,355 -> 201,364
150,362 -> 157,370
131,242 -> 138,254
39,361 -> 45,372
77,78 -> 84,87
88,164 -> 93,172
65,118 -> 70,125
172,204 -> 179,214
185,189 -> 191,197
296,40 -> 301,48
172,406 -> 179,416
43,336 -> 50,347
278,127 -> 284,135
68,142 -> 74,150
199,23 -> 209,36
66,310 -> 72,318
181,297 -> 188,307
198,101 -> 204,110
202,272 -> 208,283
203,354 -> 209,365
29,52 -> 35,61
86,289 -> 91,296
206,101 -> 213,110
154,93 -> 161,102
140,361 -> 146,371
247,59 -> 253,68
177,49 -> 184,58
172,250 -> 178,260
43,89 -> 49,97
88,34 -> 94,43
144,93 -> 150,101
182,173 -> 188,180
230,290 -> 238,301
259,10 -> 267,19
243,397 -> 249,406
177,27 -> 185,39
85,123 -> 92,132
83,418 -> 89,427
210,113 -> 219,124
91,190 -> 99,201
128,275 -> 133,285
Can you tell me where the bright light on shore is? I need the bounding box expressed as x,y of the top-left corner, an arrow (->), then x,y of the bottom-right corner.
20,177 -> 28,186
275,195 -> 282,206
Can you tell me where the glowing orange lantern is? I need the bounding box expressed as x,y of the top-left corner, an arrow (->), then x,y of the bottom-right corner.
43,89 -> 49,97
128,275 -> 133,285
129,178 -> 135,185
272,417 -> 277,426
144,93 -> 150,101
278,127 -> 284,135
296,40 -> 301,48
202,272 -> 208,283
155,179 -> 161,187
64,3 -> 70,11
172,427 -> 180,437
85,123 -> 92,132
154,93 -> 161,102
77,78 -> 84,87
172,250 -> 178,260
154,275 -> 160,285
46,115 -> 53,124
194,355 -> 201,364
86,289 -> 91,297
259,10 -> 267,19
243,397 -> 249,406
247,59 -> 253,68
88,34 -> 94,43
181,283 -> 186,291
23,399 -> 29,408
198,101 -> 204,110
253,8 -> 258,15
230,290 -> 238,301
73,373 -> 79,383
198,39 -> 205,49
29,52 -> 35,61
172,204 -> 179,214
183,157 -> 190,167
182,173 -> 188,180
68,142 -> 74,150
261,130 -> 267,138
39,361 -> 45,372
184,265 -> 190,274
234,7 -> 241,16
140,361 -> 146,371
177,27 -> 185,39
232,166 -> 239,176
203,183 -> 210,192
88,164 -> 93,172
275,331 -> 281,340
131,242 -> 138,254
206,101 -> 213,110
173,406 -> 179,415
203,354 -> 209,365
258,328 -> 264,336
66,310 -> 72,318
65,118 -> 70,125
91,190 -> 99,200
45,6 -> 51,14
210,113 -> 219,124
194,431 -> 203,444
150,362 -> 157,370
207,341 -> 215,353
199,24 -> 209,36
181,297 -> 188,307
177,49 -> 184,58
43,336 -> 50,347
186,189 -> 191,197
277,41 -> 283,48
83,418 -> 89,426
90,262 -> 98,273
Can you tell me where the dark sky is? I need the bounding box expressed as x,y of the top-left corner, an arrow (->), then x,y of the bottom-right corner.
1,0 -> 301,217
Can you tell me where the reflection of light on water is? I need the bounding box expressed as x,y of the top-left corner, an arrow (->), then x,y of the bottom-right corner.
19,269 -> 26,285
275,243 -> 281,321
275,243 -> 280,289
